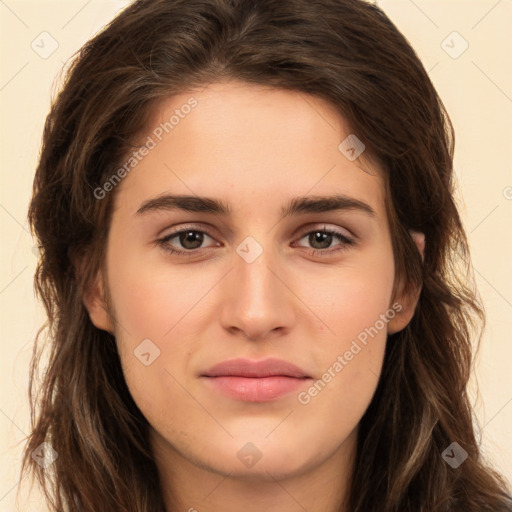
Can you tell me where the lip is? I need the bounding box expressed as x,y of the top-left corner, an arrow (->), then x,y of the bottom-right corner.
200,358 -> 312,402
202,358 -> 311,378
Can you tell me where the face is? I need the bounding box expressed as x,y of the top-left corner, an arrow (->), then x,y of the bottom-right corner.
86,81 -> 416,481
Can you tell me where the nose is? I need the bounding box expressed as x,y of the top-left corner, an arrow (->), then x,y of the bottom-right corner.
219,241 -> 296,342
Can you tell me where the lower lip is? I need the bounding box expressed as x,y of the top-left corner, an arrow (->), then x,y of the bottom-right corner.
203,376 -> 311,402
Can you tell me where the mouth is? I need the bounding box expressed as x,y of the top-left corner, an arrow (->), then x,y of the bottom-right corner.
200,358 -> 312,402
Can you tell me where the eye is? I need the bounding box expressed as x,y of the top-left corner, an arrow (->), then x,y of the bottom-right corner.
156,224 -> 355,258
157,226 -> 219,255
294,226 -> 355,256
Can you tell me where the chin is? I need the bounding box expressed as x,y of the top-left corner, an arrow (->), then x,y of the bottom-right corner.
196,434 -> 322,481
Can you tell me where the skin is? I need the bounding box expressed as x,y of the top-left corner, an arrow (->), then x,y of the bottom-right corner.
85,81 -> 423,512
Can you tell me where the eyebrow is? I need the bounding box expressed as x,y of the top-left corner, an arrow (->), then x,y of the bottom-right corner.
135,194 -> 376,218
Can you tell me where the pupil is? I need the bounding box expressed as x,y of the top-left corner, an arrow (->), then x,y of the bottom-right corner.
180,231 -> 203,249
311,231 -> 331,249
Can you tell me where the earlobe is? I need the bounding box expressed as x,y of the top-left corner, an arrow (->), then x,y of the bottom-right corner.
387,287 -> 421,335
387,230 -> 425,334
82,273 -> 114,333
409,230 -> 425,262
70,249 -> 114,334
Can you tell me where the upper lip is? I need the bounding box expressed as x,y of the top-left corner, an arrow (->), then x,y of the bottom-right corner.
201,358 -> 311,378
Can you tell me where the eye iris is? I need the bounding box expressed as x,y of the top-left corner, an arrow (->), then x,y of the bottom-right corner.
310,231 -> 332,249
180,231 -> 204,249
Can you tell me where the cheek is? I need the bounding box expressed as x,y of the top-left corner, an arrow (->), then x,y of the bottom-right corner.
295,249 -> 394,413
105,242 -> 224,413
300,248 -> 395,343
105,242 -> 205,338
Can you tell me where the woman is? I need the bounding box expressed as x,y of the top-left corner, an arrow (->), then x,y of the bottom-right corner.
22,0 -> 512,510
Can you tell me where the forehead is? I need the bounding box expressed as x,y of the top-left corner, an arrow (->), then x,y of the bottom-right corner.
112,81 -> 385,219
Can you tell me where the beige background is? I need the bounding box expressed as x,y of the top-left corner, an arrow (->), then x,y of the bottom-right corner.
1,0 -> 511,509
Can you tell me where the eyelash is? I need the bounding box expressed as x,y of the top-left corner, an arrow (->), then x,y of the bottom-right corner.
156,225 -> 355,257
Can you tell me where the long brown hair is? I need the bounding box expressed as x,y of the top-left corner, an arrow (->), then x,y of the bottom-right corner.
22,0 -> 512,510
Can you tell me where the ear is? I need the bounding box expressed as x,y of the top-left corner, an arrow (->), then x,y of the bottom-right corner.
82,271 -> 114,334
387,230 -> 425,335
71,250 -> 114,334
